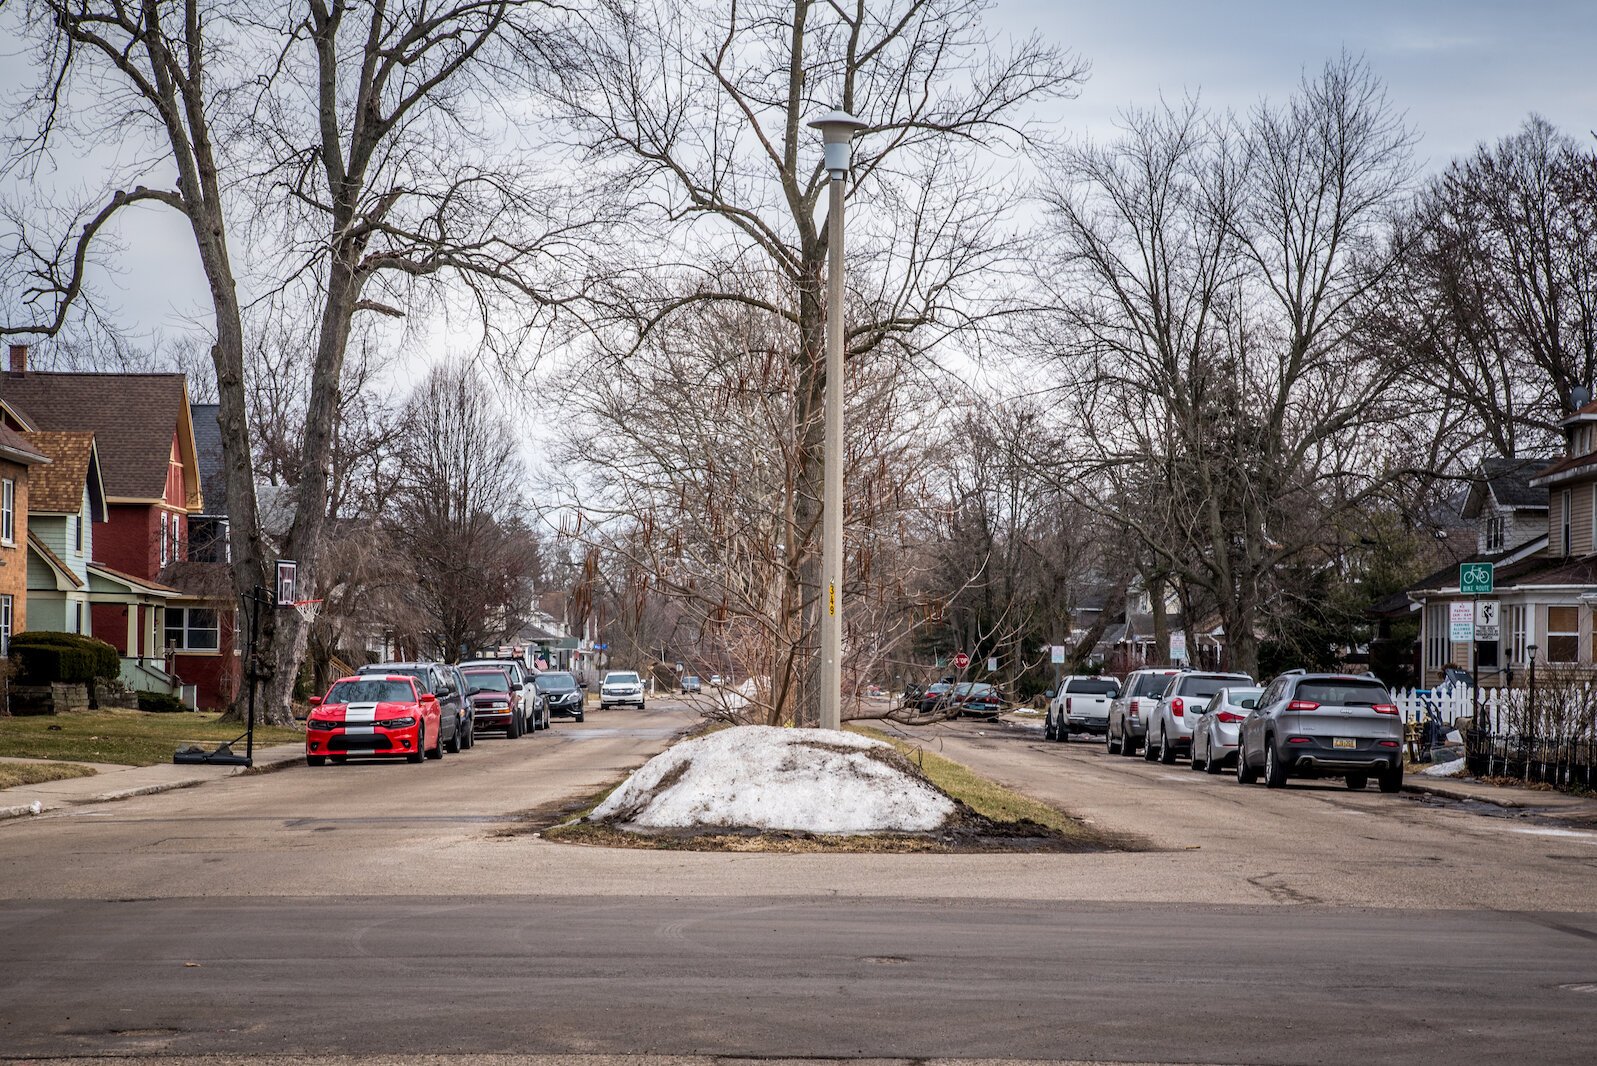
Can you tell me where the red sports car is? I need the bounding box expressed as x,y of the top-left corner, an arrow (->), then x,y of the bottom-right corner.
305,675 -> 444,766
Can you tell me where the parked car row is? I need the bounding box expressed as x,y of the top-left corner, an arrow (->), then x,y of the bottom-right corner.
1044,666 -> 1405,793
305,658 -> 580,766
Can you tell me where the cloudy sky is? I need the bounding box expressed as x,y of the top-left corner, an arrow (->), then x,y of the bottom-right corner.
1007,0 -> 1596,168
6,0 -> 1594,346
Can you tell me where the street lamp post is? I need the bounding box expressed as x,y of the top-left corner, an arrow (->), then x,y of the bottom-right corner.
808,108 -> 868,732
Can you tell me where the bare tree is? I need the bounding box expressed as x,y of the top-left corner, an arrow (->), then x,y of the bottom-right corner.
3,1 -> 582,721
1036,57 -> 1417,676
544,0 -> 1084,723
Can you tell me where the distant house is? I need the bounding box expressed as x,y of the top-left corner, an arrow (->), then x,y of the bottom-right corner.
1406,438 -> 1597,687
22,431 -> 107,638
0,348 -> 239,707
0,416 -> 49,652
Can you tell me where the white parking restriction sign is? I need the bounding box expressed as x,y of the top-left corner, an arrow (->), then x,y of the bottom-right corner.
1474,600 -> 1500,642
1448,601 -> 1474,642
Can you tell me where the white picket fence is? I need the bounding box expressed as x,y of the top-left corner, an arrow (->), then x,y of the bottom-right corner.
1390,686 -> 1529,734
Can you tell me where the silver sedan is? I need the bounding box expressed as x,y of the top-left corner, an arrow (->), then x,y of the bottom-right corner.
1190,686 -> 1264,774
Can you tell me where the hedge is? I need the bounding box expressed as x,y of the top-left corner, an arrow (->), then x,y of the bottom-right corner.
136,691 -> 188,714
11,631 -> 120,685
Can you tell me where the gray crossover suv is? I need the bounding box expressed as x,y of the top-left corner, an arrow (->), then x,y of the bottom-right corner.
1236,672 -> 1404,792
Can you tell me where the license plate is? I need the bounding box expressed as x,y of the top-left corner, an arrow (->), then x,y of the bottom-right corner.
1333,737 -> 1356,750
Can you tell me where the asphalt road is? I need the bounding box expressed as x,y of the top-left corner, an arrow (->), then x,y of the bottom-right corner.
4,703 -> 1597,1065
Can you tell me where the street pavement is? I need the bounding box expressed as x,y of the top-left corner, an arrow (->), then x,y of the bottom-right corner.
2,701 -> 1596,1065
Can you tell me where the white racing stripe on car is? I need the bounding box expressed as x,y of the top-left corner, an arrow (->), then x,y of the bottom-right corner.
343,702 -> 378,735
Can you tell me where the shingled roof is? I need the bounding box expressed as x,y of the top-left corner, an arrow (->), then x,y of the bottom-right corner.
0,372 -> 200,508
0,423 -> 46,466
21,431 -> 106,516
190,403 -> 227,515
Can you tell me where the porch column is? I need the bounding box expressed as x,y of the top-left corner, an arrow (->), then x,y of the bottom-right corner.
127,606 -> 139,659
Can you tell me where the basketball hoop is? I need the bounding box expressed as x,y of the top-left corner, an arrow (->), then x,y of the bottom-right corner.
292,599 -> 323,625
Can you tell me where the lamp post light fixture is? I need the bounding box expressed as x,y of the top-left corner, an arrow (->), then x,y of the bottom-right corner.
808,107 -> 868,731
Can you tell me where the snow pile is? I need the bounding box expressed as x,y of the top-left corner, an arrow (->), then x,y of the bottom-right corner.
589,725 -> 956,834
1420,757 -> 1467,777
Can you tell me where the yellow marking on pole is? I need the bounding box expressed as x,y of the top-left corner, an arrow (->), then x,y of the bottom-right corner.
829,581 -> 836,616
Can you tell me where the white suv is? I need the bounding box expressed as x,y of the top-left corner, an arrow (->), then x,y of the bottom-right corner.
599,670 -> 646,710
1143,670 -> 1255,765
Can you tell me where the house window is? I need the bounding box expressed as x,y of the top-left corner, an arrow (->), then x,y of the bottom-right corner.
1425,602 -> 1448,671
165,607 -> 220,651
0,478 -> 13,544
70,601 -> 83,634
1561,489 -> 1572,556
74,512 -> 83,554
1507,604 -> 1529,668
1484,515 -> 1505,552
160,512 -> 169,566
0,595 -> 10,653
1546,606 -> 1579,664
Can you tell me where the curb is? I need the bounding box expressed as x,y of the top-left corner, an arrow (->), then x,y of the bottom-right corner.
0,748 -> 306,821
1402,780 -> 1538,809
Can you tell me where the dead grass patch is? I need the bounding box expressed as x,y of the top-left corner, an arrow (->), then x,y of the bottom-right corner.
0,761 -> 99,791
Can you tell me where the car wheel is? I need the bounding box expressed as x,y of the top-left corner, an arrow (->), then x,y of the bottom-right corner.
1237,746 -> 1259,785
1190,746 -> 1205,772
427,723 -> 444,759
306,754 -> 326,767
445,720 -> 462,754
1045,716 -> 1056,741
575,711 -> 585,722
1122,730 -> 1140,757
1377,766 -> 1404,793
1159,728 -> 1177,764
1142,729 -> 1159,761
1205,750 -> 1225,774
1264,741 -> 1288,788
1345,773 -> 1368,791
1106,726 -> 1121,754
408,728 -> 425,764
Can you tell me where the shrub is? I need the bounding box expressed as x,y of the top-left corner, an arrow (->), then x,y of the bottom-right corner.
136,691 -> 188,714
11,631 -> 120,684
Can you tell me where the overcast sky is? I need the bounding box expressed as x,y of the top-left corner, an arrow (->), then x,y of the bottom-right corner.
1007,0 -> 1596,169
7,0 -> 1595,349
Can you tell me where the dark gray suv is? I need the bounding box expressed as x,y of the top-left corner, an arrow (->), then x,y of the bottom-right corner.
1236,672 -> 1404,792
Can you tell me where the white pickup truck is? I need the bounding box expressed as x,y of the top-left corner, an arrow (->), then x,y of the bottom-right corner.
1045,675 -> 1121,742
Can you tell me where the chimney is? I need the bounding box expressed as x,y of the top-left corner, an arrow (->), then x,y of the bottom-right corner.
7,344 -> 26,376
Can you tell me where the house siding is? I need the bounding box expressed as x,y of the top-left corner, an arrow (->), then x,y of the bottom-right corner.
0,457 -> 29,636
1575,483 -> 1596,556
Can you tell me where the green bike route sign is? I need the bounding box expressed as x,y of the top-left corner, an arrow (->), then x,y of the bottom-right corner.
1460,562 -> 1495,595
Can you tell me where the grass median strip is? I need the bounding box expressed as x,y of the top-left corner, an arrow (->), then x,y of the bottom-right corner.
0,761 -> 99,791
518,723 -> 1140,853
0,710 -> 301,767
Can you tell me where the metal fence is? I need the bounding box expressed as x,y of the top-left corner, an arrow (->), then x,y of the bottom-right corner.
1388,685 -> 1597,791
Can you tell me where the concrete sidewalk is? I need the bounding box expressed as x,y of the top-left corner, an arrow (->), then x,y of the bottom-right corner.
1404,772 -> 1597,819
0,742 -> 304,820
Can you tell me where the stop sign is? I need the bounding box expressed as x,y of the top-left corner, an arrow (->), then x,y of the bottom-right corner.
952,652 -> 971,670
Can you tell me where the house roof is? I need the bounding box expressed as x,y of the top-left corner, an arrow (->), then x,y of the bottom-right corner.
190,403 -> 227,515
1403,535 -> 1550,598
0,423 -> 47,466
87,562 -> 182,598
1477,457 -> 1556,510
1528,449 -> 1597,487
21,431 -> 107,518
0,372 -> 201,508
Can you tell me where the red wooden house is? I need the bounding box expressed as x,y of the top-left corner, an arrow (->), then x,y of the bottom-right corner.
1,346 -> 241,709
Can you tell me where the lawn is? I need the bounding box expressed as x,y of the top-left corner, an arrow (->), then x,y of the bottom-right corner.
0,761 -> 99,791
0,710 -> 301,767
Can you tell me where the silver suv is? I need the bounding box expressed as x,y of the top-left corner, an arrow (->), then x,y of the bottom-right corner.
1106,668 -> 1180,756
1237,672 -> 1404,791
1143,670 -> 1254,765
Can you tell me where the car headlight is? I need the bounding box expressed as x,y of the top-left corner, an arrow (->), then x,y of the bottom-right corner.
377,716 -> 416,729
307,717 -> 337,730
485,700 -> 508,709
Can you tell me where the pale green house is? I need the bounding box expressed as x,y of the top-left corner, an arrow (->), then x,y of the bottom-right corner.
24,431 -> 106,635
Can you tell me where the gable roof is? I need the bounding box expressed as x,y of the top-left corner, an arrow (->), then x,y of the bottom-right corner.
1529,449 -> 1597,488
1480,457 -> 1556,509
189,403 -> 227,515
21,431 -> 107,518
27,531 -> 83,590
0,372 -> 200,508
0,423 -> 47,466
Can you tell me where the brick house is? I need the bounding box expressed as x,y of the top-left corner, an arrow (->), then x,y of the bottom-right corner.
22,431 -> 107,638
0,347 -> 239,706
0,421 -> 48,652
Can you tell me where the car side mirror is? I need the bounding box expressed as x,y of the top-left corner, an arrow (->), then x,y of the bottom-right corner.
1044,688 -> 1056,700
1240,698 -> 1257,709
308,695 -> 322,706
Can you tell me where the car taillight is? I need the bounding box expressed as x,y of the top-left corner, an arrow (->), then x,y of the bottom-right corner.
1065,697 -> 1073,712
1129,699 -> 1139,718
1171,697 -> 1184,717
1217,711 -> 1245,723
1372,703 -> 1399,715
1286,700 -> 1320,711
1287,736 -> 1311,744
